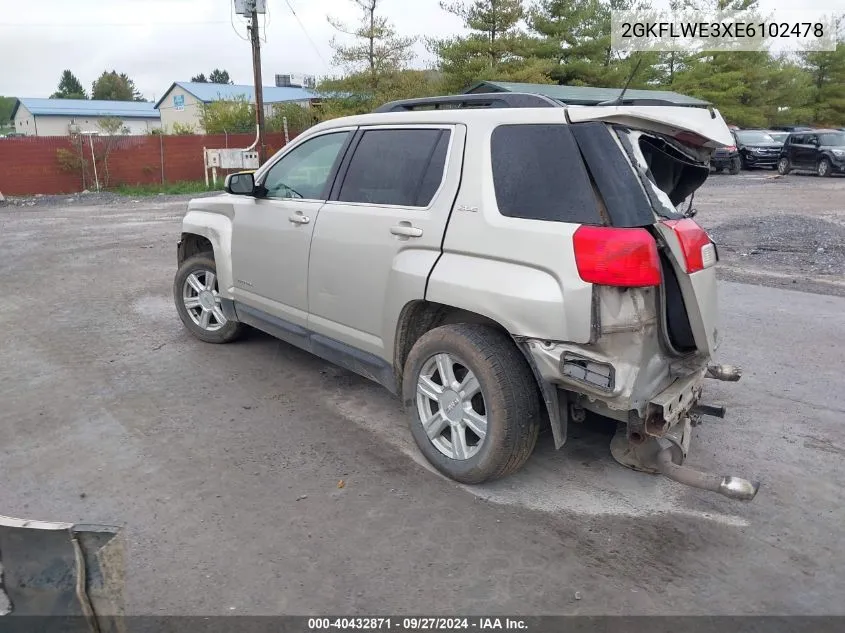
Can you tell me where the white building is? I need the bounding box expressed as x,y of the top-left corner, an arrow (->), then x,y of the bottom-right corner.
11,98 -> 161,136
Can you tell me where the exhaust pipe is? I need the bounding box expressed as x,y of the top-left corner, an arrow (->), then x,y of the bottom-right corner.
655,447 -> 759,501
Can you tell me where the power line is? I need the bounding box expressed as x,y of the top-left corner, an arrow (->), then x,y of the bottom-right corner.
0,21 -> 230,27
283,0 -> 329,70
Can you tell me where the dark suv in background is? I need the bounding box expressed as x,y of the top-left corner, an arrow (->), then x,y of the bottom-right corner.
733,129 -> 783,170
778,129 -> 845,177
711,142 -> 741,174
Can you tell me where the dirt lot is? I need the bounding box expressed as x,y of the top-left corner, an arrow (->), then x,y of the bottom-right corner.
695,172 -> 845,296
1,173 -> 844,615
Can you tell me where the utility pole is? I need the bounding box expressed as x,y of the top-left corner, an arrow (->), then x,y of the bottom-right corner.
247,0 -> 266,162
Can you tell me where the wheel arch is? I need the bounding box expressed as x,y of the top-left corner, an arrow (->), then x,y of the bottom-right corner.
392,300 -> 562,446
178,210 -> 235,298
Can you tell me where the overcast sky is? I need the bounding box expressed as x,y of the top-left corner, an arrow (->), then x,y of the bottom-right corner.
0,0 -> 840,100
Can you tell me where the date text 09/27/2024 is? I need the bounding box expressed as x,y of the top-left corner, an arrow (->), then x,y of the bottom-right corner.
308,618 -> 529,631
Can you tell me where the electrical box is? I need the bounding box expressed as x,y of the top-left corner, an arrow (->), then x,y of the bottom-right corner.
206,149 -> 221,168
234,0 -> 266,15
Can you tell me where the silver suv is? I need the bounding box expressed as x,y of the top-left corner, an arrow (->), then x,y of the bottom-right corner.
174,93 -> 758,500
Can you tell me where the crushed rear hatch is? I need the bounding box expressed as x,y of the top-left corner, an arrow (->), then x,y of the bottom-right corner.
568,105 -> 729,357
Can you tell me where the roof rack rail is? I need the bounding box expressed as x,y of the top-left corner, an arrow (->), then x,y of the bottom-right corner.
374,92 -> 563,113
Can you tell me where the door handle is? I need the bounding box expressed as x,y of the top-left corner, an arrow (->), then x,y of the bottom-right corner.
289,214 -> 310,225
390,223 -> 423,238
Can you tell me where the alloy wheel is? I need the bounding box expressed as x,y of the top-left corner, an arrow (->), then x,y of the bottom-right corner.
182,269 -> 227,332
415,353 -> 487,460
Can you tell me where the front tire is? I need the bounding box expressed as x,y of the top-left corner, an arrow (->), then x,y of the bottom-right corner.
174,253 -> 244,344
778,157 -> 791,175
818,158 -> 832,177
403,324 -> 541,484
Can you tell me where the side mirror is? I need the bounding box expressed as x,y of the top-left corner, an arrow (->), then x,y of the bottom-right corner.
225,171 -> 256,195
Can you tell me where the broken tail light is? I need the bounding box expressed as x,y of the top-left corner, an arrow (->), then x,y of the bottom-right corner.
573,226 -> 661,287
662,218 -> 716,273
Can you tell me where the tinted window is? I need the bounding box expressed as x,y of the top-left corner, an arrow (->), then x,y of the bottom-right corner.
790,135 -> 804,144
819,132 -> 845,145
491,124 -> 601,224
262,131 -> 349,200
338,129 -> 450,207
735,130 -> 775,144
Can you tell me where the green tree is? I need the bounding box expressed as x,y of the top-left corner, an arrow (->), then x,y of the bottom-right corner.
328,0 -> 416,92
209,69 -> 232,84
199,97 -> 254,133
799,18 -> 845,126
91,71 -> 145,101
266,102 -> 315,133
191,73 -> 208,83
51,70 -> 87,99
317,68 -> 447,118
0,96 -> 16,124
431,0 -> 538,91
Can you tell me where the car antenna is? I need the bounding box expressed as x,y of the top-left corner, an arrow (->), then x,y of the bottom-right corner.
598,56 -> 644,106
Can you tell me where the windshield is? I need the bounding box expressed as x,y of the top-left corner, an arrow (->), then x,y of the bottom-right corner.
819,132 -> 845,146
735,130 -> 776,144
768,131 -> 789,143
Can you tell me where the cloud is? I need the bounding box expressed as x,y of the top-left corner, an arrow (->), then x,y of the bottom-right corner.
0,0 -> 463,99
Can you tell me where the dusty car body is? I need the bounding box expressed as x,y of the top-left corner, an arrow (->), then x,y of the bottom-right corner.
173,93 -> 758,501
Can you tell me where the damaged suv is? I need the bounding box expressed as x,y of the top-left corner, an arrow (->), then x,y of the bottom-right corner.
174,93 -> 759,501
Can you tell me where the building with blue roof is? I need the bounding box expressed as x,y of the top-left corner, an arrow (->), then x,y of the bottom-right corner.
11,98 -> 161,136
154,81 -> 319,133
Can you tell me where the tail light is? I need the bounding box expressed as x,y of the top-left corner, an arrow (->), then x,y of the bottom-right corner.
662,219 -> 716,273
573,226 -> 661,287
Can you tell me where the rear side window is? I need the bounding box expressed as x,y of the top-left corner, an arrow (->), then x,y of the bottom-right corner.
338,128 -> 450,207
491,124 -> 602,224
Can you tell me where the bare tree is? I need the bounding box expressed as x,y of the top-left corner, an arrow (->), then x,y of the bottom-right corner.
328,0 -> 416,91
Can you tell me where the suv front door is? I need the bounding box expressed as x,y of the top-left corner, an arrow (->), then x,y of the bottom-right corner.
230,129 -> 353,329
306,125 -> 465,361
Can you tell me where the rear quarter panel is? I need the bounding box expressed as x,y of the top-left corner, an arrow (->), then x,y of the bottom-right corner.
427,116 -> 593,344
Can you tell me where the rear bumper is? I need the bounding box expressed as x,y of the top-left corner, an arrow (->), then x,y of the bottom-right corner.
525,335 -> 706,434
711,153 -> 739,168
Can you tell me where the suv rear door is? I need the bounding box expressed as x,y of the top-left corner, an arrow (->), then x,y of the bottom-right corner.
306,124 -> 465,360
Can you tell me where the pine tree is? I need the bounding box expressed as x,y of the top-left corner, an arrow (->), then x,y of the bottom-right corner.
209,69 -> 232,84
430,0 -> 543,91
91,71 -> 145,102
51,70 -> 87,100
191,73 -> 208,83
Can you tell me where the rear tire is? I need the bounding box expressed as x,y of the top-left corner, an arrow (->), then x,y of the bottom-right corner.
778,157 -> 791,175
403,324 -> 541,484
728,157 -> 741,174
174,253 -> 244,344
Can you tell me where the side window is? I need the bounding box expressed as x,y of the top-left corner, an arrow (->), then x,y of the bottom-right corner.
808,135 -> 818,146
792,135 -> 805,144
338,129 -> 450,207
491,124 -> 602,224
262,131 -> 350,200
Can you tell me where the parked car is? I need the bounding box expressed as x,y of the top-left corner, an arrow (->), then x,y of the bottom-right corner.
732,129 -> 782,170
778,129 -> 845,177
172,93 -> 758,500
710,142 -> 741,174
770,125 -> 813,133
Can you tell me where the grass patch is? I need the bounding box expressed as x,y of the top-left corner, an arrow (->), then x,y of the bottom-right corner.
113,181 -> 220,196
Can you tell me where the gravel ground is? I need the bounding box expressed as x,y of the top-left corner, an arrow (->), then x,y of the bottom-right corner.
696,172 -> 845,296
